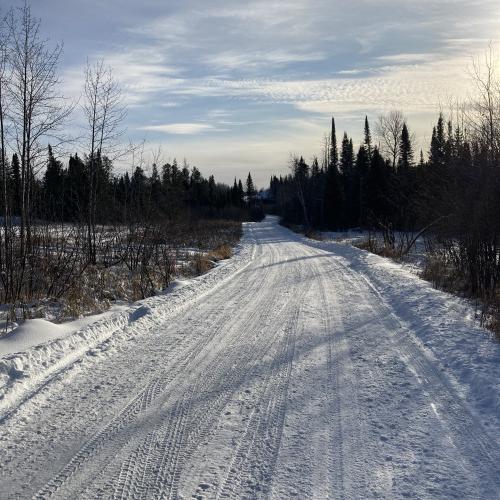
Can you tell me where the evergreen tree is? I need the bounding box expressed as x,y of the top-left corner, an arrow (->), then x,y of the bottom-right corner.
330,117 -> 338,169
339,133 -> 354,175
364,116 -> 372,160
366,147 -> 393,225
430,113 -> 446,168
181,161 -> 190,191
131,166 -> 147,215
398,123 -> 414,171
231,178 -> 239,206
444,120 -> 454,164
208,175 -> 216,208
11,153 -> 21,215
161,162 -> 172,187
396,123 -> 416,229
66,154 -> 87,221
324,159 -> 343,229
44,145 -> 65,219
238,179 -> 244,206
340,134 -> 355,225
355,145 -> 370,225
150,164 -> 162,212
246,172 -> 256,201
311,156 -> 320,177
295,156 -> 309,179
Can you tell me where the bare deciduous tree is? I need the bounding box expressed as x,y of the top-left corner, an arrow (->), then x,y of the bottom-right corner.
0,12 -> 10,295
375,110 -> 405,168
469,44 -> 500,164
83,60 -> 126,263
321,132 -> 331,170
5,4 -> 71,301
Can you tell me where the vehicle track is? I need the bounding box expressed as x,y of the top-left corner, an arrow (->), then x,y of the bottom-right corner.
33,242 -> 275,499
33,234 -> 304,499
125,243 -> 310,499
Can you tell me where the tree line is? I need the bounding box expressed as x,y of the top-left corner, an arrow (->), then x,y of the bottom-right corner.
6,147 -> 253,224
271,112 -> 430,231
271,55 -> 500,316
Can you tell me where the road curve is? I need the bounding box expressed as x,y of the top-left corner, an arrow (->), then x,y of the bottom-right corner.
1,217 -> 499,499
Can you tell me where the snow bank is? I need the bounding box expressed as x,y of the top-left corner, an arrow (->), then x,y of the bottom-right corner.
299,231 -> 500,433
0,224 -> 256,416
0,319 -> 74,357
0,305 -> 131,358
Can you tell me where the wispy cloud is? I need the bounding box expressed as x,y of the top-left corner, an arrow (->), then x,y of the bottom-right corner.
204,50 -> 327,71
376,53 -> 436,64
139,123 -> 214,135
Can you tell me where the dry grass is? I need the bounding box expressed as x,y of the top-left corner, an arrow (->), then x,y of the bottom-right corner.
189,244 -> 234,277
422,252 -> 500,339
355,237 -> 402,259
209,244 -> 233,260
304,229 -> 323,241
191,253 -> 215,275
0,219 -> 243,326
61,283 -> 109,320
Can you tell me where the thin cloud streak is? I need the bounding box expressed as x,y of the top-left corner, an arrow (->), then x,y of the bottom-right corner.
139,123 -> 214,135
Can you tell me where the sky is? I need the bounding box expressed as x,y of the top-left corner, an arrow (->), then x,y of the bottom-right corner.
5,0 -> 500,186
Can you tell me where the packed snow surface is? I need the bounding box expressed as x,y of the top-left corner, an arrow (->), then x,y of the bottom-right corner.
0,217 -> 499,499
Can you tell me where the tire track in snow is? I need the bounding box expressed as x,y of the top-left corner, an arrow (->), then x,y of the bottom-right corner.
355,270 -> 500,498
151,246 -> 309,499
315,251 -> 391,498
215,250 -> 310,499
312,243 -> 499,498
33,241 -> 274,499
119,244 -> 285,499
35,237 -> 286,499
215,319 -> 295,498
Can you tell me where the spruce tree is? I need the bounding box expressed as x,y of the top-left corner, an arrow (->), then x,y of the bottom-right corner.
419,150 -> 425,168
44,145 -> 64,220
231,178 -> 239,206
150,164 -> 162,211
324,159 -> 343,229
208,175 -> 216,207
340,133 -> 354,175
11,153 -> 21,215
311,156 -> 320,177
330,117 -> 338,170
67,154 -> 87,219
429,114 -> 446,168
355,145 -> 370,225
366,147 -> 392,224
340,134 -> 355,226
238,179 -> 244,206
364,116 -> 372,160
398,123 -> 414,171
246,172 -> 256,201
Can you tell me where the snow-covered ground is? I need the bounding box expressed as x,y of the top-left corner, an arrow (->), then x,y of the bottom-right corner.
0,305 -> 132,357
0,216 -> 499,499
320,228 -> 429,275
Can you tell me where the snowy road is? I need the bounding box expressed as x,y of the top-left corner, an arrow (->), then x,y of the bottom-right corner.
1,217 -> 499,499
